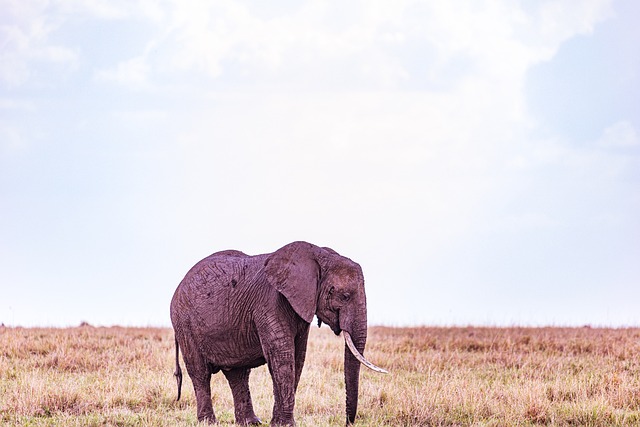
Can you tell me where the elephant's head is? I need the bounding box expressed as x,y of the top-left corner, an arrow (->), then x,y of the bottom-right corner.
264,241 -> 387,424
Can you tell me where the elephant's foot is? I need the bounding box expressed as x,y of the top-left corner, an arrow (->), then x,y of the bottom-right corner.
270,415 -> 295,426
197,414 -> 217,424
237,414 -> 262,425
233,403 -> 261,424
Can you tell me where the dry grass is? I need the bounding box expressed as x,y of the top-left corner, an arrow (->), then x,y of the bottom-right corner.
2,325 -> 640,426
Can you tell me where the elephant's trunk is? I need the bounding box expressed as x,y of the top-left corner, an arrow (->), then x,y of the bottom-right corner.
341,309 -> 388,425
343,327 -> 365,425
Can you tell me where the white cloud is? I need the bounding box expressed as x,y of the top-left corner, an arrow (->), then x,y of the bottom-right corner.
53,0 -> 130,20
0,122 -> 26,153
95,56 -> 151,88
144,0 -> 620,259
112,109 -> 168,123
0,0 -> 169,88
1,0 -> 616,91
79,0 -> 615,95
0,1 -> 78,87
500,212 -> 560,232
3,0 -> 634,327
170,90 -> 517,259
597,120 -> 639,148
0,98 -> 35,110
538,0 -> 613,41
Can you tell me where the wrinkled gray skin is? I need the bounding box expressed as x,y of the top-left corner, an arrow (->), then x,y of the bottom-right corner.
170,241 -> 368,426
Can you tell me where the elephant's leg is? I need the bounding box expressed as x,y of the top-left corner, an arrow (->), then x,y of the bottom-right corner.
223,368 -> 261,425
178,332 -> 216,423
293,324 -> 311,392
262,335 -> 297,426
191,372 -> 215,423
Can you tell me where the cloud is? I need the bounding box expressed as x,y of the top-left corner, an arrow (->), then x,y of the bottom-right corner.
0,98 -> 35,153
0,0 -> 168,88
147,0 -> 620,254
4,0 -> 621,245
1,0 -> 615,92
0,1 -> 80,87
597,120 -> 639,148
537,0 -> 613,41
61,0 -> 130,20
170,91 -> 518,261
95,56 -> 151,89
0,122 -> 26,153
112,109 -> 168,123
0,97 -> 35,111
3,0 -> 634,327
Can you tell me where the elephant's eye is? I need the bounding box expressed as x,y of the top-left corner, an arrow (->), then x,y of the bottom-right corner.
340,292 -> 351,302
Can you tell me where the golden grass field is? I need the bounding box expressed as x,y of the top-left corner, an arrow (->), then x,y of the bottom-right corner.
2,325 -> 640,426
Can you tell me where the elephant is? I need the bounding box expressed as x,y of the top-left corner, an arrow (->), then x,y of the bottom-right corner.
170,241 -> 386,426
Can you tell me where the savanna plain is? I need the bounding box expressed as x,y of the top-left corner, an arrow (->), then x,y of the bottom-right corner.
1,325 -> 640,426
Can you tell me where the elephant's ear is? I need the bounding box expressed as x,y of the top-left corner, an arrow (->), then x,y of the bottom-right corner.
264,241 -> 320,323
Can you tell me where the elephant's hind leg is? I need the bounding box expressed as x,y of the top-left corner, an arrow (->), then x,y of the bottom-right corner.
192,372 -> 215,423
177,331 -> 216,423
223,368 -> 262,425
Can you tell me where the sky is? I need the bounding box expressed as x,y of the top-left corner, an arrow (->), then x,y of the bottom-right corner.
1,0 -> 639,327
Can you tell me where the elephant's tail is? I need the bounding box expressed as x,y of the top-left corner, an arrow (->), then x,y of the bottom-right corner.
174,337 -> 183,401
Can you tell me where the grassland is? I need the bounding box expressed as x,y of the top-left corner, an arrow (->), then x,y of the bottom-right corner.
1,325 -> 640,426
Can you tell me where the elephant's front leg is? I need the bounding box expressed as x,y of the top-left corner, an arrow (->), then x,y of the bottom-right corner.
293,324 -> 310,393
263,337 -> 297,426
223,368 -> 262,425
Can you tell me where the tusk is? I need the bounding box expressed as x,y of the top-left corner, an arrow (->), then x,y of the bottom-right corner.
342,331 -> 388,374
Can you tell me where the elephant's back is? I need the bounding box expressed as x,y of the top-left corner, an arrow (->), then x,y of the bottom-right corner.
179,252 -> 248,294
171,251 -> 268,328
